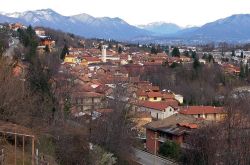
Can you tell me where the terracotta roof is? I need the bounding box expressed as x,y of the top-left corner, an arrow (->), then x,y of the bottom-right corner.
177,123 -> 198,129
147,92 -> 162,98
71,92 -> 103,98
162,99 -> 179,107
179,106 -> 225,115
162,93 -> 175,99
137,101 -> 175,111
136,90 -> 147,97
145,114 -> 208,136
83,57 -> 101,62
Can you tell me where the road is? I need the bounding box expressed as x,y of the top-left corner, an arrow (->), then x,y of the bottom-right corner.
134,149 -> 178,165
3,37 -> 19,58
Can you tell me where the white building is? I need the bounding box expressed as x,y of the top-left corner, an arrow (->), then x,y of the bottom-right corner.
133,101 -> 178,120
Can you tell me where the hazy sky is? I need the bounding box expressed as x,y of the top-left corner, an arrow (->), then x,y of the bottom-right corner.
1,0 -> 250,26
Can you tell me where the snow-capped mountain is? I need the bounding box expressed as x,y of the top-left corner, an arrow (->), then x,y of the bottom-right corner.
1,9 -> 250,42
138,22 -> 182,35
0,9 -> 151,40
181,14 -> 250,41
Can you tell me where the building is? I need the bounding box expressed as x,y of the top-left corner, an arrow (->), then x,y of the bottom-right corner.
71,91 -> 105,112
179,106 -> 226,121
39,36 -> 55,48
82,57 -> 101,65
35,28 -> 46,36
132,101 -> 178,120
9,23 -> 26,31
174,94 -> 184,104
145,114 -> 207,153
64,55 -> 77,64
136,90 -> 162,102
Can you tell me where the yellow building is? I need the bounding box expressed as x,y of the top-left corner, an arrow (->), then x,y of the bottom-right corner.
147,92 -> 163,102
179,106 -> 226,121
64,55 -> 77,63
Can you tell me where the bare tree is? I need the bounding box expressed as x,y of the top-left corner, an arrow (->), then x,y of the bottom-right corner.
90,84 -> 137,164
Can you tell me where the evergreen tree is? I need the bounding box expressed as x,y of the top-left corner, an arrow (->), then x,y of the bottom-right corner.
118,46 -> 122,54
239,63 -> 245,78
151,46 -> 158,54
241,51 -> 244,58
193,57 -> 200,70
17,26 -> 38,61
184,50 -> 189,57
191,51 -> 197,59
60,44 -> 69,60
44,45 -> 50,53
231,50 -> 235,57
245,64 -> 249,77
172,47 -> 180,57
208,54 -> 213,63
159,141 -> 180,160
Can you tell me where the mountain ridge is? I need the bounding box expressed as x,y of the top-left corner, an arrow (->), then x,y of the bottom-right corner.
0,9 -> 151,40
1,9 -> 250,43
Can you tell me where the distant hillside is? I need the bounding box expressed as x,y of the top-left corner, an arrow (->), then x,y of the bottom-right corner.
0,9 -> 151,41
1,9 -> 250,43
176,14 -> 250,41
138,22 -> 182,35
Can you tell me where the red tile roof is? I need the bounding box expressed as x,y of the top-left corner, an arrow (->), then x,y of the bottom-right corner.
83,57 -> 101,62
137,101 -> 175,111
179,106 -> 225,115
162,93 -> 174,99
72,92 -> 103,98
177,123 -> 198,129
147,92 -> 162,98
137,90 -> 147,97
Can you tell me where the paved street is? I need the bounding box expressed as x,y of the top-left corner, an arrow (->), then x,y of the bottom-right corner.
134,149 -> 178,165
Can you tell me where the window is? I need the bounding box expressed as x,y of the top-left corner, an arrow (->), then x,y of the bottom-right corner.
198,114 -> 201,118
156,113 -> 158,119
154,97 -> 157,100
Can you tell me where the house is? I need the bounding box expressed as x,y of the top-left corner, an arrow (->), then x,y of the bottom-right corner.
39,36 -> 55,48
199,59 -> 206,64
222,64 -> 240,75
132,101 -> 178,120
174,94 -> 184,104
9,23 -> 26,31
180,56 -> 191,63
145,114 -> 207,153
82,57 -> 101,65
179,106 -> 226,121
147,92 -> 163,102
136,90 -> 163,102
64,55 -> 77,64
35,28 -> 45,36
70,91 -> 104,112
